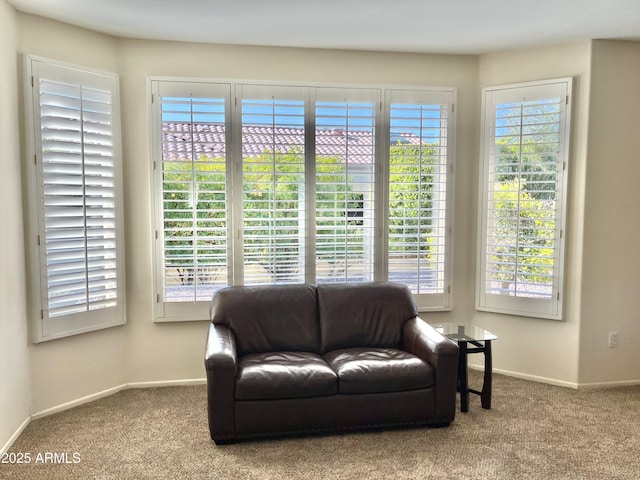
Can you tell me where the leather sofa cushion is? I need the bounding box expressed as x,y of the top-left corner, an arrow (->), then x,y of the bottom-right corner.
324,348 -> 434,394
318,282 -> 418,353
236,352 -> 338,400
210,284 -> 319,356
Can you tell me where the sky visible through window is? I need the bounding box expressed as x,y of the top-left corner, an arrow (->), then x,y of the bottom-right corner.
494,98 -> 560,137
161,97 -> 445,141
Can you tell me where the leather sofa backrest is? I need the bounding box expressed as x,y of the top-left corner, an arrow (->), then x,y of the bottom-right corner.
318,282 -> 418,353
210,284 -> 319,356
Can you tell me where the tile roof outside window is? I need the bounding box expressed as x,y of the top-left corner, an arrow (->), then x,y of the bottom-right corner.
161,123 -> 421,164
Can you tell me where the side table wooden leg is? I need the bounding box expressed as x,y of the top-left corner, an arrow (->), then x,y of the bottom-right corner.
459,341 -> 469,412
481,340 -> 492,409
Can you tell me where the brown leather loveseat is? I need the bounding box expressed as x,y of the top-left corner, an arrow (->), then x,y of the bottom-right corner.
204,281 -> 459,444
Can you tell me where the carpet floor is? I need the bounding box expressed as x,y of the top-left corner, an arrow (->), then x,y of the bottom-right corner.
2,371 -> 639,479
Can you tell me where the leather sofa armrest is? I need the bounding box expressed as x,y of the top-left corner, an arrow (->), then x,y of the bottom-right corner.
205,323 -> 237,372
204,324 -> 237,442
403,316 -> 459,424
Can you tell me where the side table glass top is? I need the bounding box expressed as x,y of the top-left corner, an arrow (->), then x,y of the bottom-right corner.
431,323 -> 498,342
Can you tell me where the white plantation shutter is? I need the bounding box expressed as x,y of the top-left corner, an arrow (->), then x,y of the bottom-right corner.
152,81 -> 230,320
28,57 -> 125,341
315,88 -> 378,284
239,86 -> 306,285
477,78 -> 571,320
387,90 -> 454,309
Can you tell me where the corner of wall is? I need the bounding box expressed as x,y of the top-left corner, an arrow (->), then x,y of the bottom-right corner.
578,38 -> 640,384
0,0 -> 32,454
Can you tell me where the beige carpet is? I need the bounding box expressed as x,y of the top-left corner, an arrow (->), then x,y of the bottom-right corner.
2,371 -> 639,479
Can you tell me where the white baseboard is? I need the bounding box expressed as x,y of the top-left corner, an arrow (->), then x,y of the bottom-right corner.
31,378 -> 207,420
1,417 -> 31,455
493,367 -> 579,389
575,379 -> 640,390
127,378 -> 206,389
31,384 -> 127,421
3,378 -> 207,454
470,365 -> 640,390
469,365 -> 579,389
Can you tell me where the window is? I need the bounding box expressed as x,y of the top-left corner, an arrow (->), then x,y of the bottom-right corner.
477,78 -> 572,320
151,82 -> 230,320
387,90 -> 454,310
155,82 -> 229,308
25,56 -> 126,342
150,79 -> 455,321
315,88 -> 378,284
239,85 -> 307,285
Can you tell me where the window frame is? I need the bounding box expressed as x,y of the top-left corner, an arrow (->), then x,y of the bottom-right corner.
24,55 -> 126,342
476,77 -> 572,320
149,77 -> 455,321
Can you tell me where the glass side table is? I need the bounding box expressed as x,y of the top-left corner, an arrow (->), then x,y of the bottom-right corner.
432,323 -> 498,412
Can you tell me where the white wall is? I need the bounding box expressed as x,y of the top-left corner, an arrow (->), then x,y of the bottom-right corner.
476,42 -> 592,386
17,13 -> 129,414
579,40 -> 640,386
0,0 -> 31,452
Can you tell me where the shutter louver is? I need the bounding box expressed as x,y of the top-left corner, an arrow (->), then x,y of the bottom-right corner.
241,94 -> 306,285
388,101 -> 449,295
40,78 -> 118,317
315,93 -> 376,283
160,95 -> 228,302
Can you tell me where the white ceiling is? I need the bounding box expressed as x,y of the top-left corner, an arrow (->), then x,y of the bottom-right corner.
7,0 -> 640,55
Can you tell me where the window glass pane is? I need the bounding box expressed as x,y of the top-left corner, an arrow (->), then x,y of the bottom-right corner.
389,102 -> 448,295
160,96 -> 228,302
486,98 -> 561,300
241,98 -> 306,285
315,99 -> 375,283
